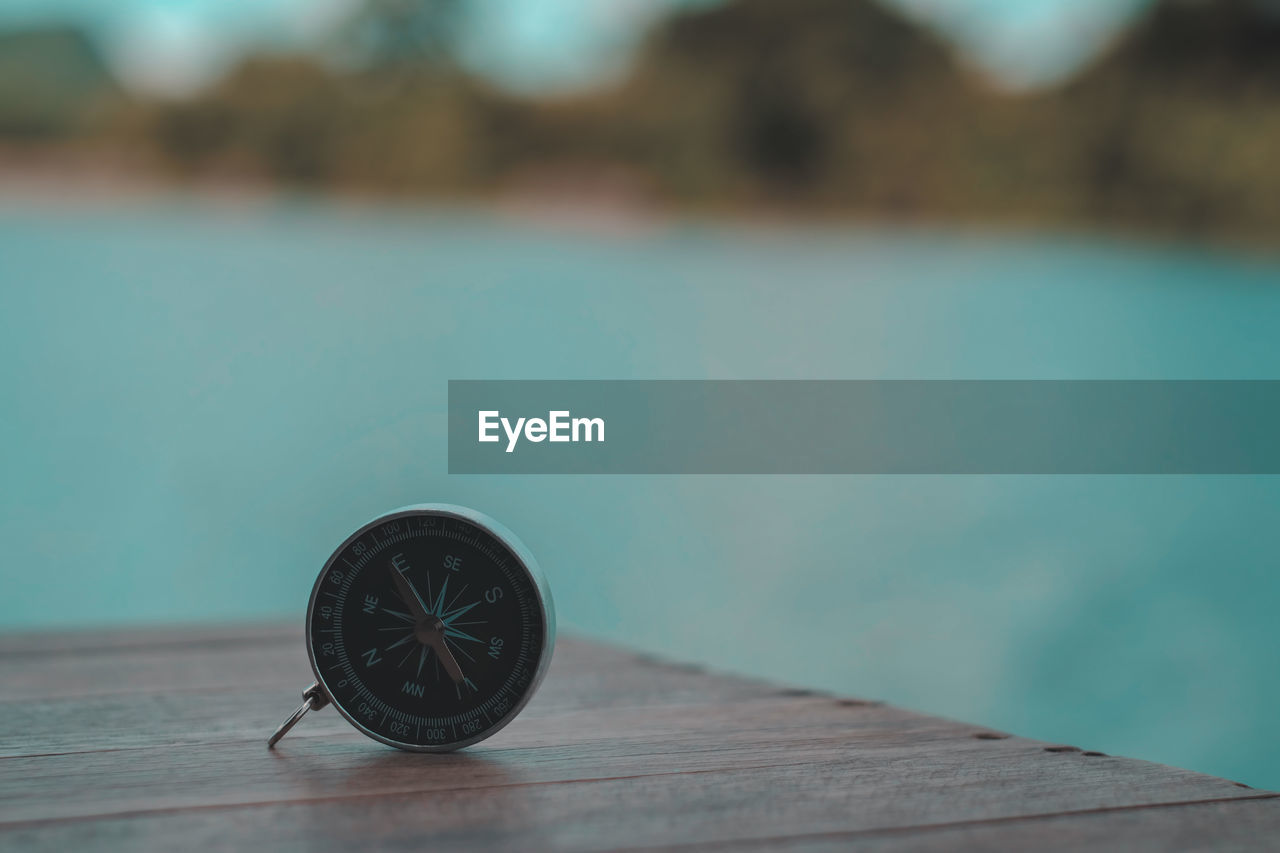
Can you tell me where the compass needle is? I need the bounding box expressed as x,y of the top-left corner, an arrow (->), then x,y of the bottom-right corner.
388,561 -> 431,623
444,626 -> 482,644
447,638 -> 476,664
443,585 -> 469,616
386,632 -> 416,651
279,505 -> 554,751
429,631 -> 466,684
432,577 -> 450,617
442,600 -> 481,622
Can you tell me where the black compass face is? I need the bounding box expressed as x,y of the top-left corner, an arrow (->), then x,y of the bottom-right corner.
306,508 -> 549,750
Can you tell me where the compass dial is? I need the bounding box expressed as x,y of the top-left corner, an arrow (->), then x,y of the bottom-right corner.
305,505 -> 554,751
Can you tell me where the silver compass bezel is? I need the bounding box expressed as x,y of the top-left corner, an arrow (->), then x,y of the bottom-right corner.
304,503 -> 556,752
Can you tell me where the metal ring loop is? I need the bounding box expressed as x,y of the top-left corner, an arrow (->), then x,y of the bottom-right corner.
267,683 -> 328,749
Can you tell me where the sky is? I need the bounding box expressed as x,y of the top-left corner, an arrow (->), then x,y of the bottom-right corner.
0,0 -> 1153,97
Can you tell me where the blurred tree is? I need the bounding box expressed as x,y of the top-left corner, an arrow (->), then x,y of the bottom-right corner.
620,0 -> 968,202
142,0 -> 487,188
0,26 -> 116,138
339,0 -> 468,72
1082,0 -> 1280,92
1062,0 -> 1280,236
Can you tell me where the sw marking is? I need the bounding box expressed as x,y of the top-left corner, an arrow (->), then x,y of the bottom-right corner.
478,410 -> 604,453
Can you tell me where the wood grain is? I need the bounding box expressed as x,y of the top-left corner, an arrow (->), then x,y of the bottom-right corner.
0,623 -> 1275,851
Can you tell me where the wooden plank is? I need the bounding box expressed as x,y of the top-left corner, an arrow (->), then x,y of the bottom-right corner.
0,629 -> 720,695
0,622 -> 296,657
0,640 -> 784,757
717,798 -> 1280,852
0,631 -> 740,703
0,639 -> 306,701
0,623 -> 1274,851
2,765 -> 1275,851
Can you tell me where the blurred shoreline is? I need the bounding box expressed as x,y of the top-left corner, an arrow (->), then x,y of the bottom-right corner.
7,144 -> 1280,262
5,0 -> 1280,255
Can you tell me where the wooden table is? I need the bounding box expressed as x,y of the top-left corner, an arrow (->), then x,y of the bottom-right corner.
1,623 -> 1276,850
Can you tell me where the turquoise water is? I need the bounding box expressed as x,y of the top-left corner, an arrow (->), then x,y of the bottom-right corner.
2,200 -> 1278,789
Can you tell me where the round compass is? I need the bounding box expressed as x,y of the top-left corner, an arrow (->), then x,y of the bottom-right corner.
268,504 -> 555,752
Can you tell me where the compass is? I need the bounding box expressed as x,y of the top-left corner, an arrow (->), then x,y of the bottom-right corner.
268,504 -> 555,751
